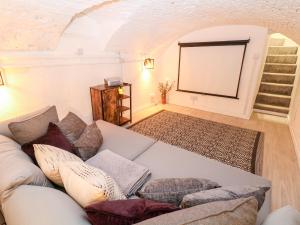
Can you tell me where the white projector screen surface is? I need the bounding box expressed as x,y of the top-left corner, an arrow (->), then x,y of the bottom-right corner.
178,43 -> 247,98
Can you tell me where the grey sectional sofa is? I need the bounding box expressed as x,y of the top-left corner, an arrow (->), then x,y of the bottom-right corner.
0,120 -> 271,225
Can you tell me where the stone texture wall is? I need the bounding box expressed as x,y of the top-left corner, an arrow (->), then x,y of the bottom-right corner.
1,0 -> 300,52
0,0 -> 110,50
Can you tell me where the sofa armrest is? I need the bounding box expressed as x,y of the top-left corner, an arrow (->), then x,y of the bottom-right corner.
2,185 -> 90,225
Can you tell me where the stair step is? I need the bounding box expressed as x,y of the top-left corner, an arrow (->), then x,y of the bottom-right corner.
262,74 -> 295,84
269,38 -> 285,47
254,103 -> 289,115
260,82 -> 293,87
256,93 -> 291,107
259,83 -> 293,95
254,103 -> 289,110
268,46 -> 298,55
253,108 -> 288,117
264,63 -> 297,74
263,72 -> 295,76
257,92 -> 291,98
266,55 -> 298,64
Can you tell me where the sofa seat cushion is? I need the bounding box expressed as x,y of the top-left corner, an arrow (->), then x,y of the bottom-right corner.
96,120 -> 155,160
134,141 -> 271,225
2,185 -> 90,225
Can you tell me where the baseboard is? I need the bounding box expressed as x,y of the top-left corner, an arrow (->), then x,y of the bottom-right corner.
289,124 -> 300,169
132,103 -> 156,114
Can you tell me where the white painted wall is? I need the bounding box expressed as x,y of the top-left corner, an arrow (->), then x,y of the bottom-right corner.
0,11 -> 155,126
156,25 -> 268,119
287,36 -> 300,167
0,54 -> 121,123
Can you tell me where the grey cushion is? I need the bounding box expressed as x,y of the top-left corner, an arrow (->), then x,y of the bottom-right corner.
74,123 -> 103,161
181,185 -> 270,209
8,106 -> 59,145
0,135 -> 51,203
138,178 -> 219,206
56,112 -> 87,143
135,197 -> 258,225
134,141 -> 271,225
262,205 -> 300,225
96,120 -> 156,160
2,185 -> 90,225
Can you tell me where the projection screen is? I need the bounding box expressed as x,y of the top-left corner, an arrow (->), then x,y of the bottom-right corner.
177,40 -> 249,99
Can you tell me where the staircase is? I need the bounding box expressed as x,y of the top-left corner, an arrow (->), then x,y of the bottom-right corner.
254,38 -> 298,117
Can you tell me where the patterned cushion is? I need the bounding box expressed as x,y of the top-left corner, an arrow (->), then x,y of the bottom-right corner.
34,144 -> 82,186
56,112 -> 87,143
8,106 -> 59,145
138,178 -> 220,206
135,197 -> 258,225
85,199 -> 179,225
181,185 -> 270,210
74,123 -> 103,161
59,161 -> 126,207
21,123 -> 76,163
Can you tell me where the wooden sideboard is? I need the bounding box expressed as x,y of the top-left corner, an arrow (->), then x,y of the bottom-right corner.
90,83 -> 132,126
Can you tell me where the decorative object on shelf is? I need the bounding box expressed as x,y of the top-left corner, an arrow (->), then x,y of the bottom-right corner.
104,77 -> 123,87
144,58 -> 154,69
0,69 -> 4,86
158,81 -> 174,104
90,83 -> 132,126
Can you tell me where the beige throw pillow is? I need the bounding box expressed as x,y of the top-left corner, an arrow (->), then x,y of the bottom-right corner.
34,144 -> 82,186
59,161 -> 126,207
8,106 -> 59,145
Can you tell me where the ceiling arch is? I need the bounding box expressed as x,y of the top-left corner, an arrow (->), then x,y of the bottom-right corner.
0,0 -> 299,52
0,0 -> 114,50
105,0 -> 300,54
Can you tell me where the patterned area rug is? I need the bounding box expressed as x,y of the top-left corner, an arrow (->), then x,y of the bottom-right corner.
129,110 -> 264,174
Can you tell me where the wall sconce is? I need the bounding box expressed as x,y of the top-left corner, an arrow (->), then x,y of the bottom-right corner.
144,58 -> 154,69
0,70 -> 4,86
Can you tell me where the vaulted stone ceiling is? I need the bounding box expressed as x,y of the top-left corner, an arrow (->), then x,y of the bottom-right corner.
1,0 -> 300,52
0,0 -> 111,50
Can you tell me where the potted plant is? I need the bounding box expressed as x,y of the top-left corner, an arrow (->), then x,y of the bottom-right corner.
158,81 -> 174,104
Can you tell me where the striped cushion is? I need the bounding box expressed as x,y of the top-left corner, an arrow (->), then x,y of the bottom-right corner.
59,161 -> 126,207
34,144 -> 82,186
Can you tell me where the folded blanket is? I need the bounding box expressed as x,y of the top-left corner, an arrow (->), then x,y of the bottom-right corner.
86,149 -> 151,197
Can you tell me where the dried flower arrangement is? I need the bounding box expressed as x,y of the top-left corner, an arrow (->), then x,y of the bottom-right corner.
158,81 -> 174,104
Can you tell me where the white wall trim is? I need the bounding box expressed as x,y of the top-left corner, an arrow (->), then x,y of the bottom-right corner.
0,52 -> 121,68
289,124 -> 300,169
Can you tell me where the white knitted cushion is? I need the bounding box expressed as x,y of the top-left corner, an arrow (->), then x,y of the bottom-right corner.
59,161 -> 126,207
34,144 -> 82,186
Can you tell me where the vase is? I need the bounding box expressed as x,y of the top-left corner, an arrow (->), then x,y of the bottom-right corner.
161,93 -> 166,104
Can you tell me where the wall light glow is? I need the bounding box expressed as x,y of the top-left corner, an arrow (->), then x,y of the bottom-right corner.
0,86 -> 13,120
142,67 -> 151,82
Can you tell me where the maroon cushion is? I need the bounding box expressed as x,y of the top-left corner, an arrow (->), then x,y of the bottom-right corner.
85,199 -> 179,225
21,122 -> 76,163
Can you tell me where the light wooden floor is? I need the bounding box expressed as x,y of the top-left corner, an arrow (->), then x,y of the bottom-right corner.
132,104 -> 300,212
